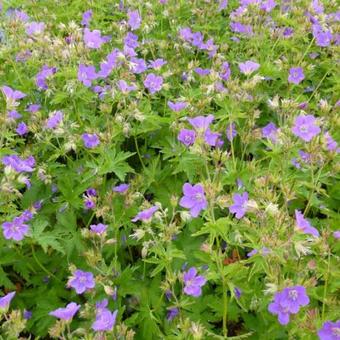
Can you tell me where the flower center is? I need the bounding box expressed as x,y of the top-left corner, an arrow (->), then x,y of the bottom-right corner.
299,125 -> 308,133
332,327 -> 340,336
195,193 -> 204,202
289,290 -> 298,301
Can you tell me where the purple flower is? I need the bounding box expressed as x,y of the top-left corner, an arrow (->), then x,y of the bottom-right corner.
90,223 -> 107,235
230,22 -> 253,36
168,101 -> 188,112
318,320 -> 340,339
92,306 -> 118,332
46,111 -> 63,129
129,57 -> 147,74
288,67 -> 305,84
291,114 -> 320,142
229,192 -> 249,219
194,67 -> 210,76
67,270 -> 95,294
2,216 -> 29,241
178,129 -> 196,146
188,115 -> 214,131
179,183 -> 207,218
183,267 -> 206,297
112,183 -> 129,193
1,85 -> 26,103
82,133 -> 100,148
2,155 -> 35,173
226,123 -> 237,141
49,302 -> 81,321
144,73 -> 163,94
167,307 -> 179,321
23,310 -> 32,320
7,110 -> 21,120
84,28 -> 108,49
313,25 -> 332,47
36,65 -> 57,90
26,104 -> 41,113
234,287 -> 242,299
81,10 -> 92,27
268,286 -> 309,325
16,122 -> 28,136
262,122 -> 278,142
0,292 -> 16,310
127,10 -> 141,30
334,231 -> 340,239
220,62 -> 231,81
25,22 -> 45,36
295,210 -> 319,237
78,64 -> 97,87
124,32 -> 139,48
117,80 -> 137,93
324,132 -> 339,151
218,0 -> 228,11
148,58 -> 167,70
239,61 -> 260,75
260,0 -> 276,12
132,206 -> 159,222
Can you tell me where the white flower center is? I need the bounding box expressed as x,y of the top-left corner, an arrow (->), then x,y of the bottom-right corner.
289,290 -> 298,301
332,327 -> 340,336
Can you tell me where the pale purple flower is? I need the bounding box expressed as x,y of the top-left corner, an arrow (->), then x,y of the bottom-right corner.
260,0 -> 276,12
25,22 -> 45,35
247,249 -> 258,257
23,310 -> 32,320
218,0 -> 228,11
288,67 -> 305,84
82,133 -> 100,148
333,231 -> 340,239
178,129 -> 196,146
226,123 -> 237,141
268,286 -> 309,325
262,122 -> 278,142
78,64 -> 97,87
188,115 -> 214,131
26,104 -> 41,113
194,67 -> 210,76
49,302 -> 81,321
1,85 -> 26,102
0,292 -> 15,310
318,320 -> 340,339
127,10 -> 141,30
324,132 -> 338,152
295,210 -> 319,237
84,28 -> 108,49
46,111 -> 63,129
283,27 -> 294,38
124,32 -> 139,48
132,205 -> 159,222
117,80 -> 137,93
148,58 -> 167,70
220,62 -> 231,81
239,61 -> 260,75
183,267 -> 206,297
298,150 -> 311,164
67,270 -> 95,294
36,65 -> 57,90
81,10 -> 92,27
16,122 -> 28,136
2,155 -> 35,173
144,73 -> 163,94
204,129 -> 221,146
113,183 -> 129,193
167,307 -> 179,321
313,24 -> 332,47
90,223 -> 107,235
229,192 -> 248,219
7,110 -> 22,120
92,302 -> 118,332
168,101 -> 188,112
291,114 -> 320,142
230,22 -> 253,36
12,10 -> 30,22
2,216 -> 29,241
130,57 -> 147,74
179,183 -> 207,217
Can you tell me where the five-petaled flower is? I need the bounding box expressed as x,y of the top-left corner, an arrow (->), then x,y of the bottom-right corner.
92,299 -> 118,332
67,269 -> 95,294
183,267 -> 206,297
49,302 -> 81,321
82,133 -> 100,148
132,205 -> 159,222
143,73 -> 163,94
318,320 -> 340,340
229,192 -> 249,219
288,67 -> 305,84
292,115 -> 320,142
179,183 -> 207,217
295,210 -> 319,237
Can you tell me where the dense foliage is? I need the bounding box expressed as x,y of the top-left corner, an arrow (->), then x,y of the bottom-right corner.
0,0 -> 339,339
